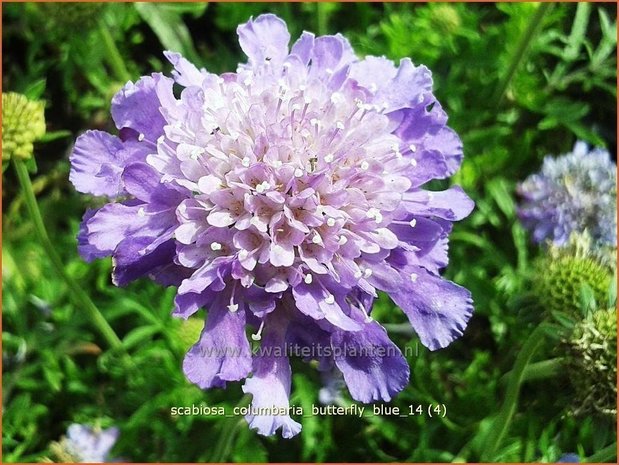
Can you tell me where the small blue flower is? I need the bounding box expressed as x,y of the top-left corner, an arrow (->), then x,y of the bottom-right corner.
558,453 -> 580,463
65,424 -> 119,463
518,141 -> 616,247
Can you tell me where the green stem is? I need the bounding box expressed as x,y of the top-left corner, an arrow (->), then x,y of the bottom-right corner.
585,442 -> 617,463
98,19 -> 131,82
500,357 -> 564,385
494,2 -> 552,108
210,394 -> 251,462
316,2 -> 329,36
480,323 -> 547,461
13,159 -> 124,351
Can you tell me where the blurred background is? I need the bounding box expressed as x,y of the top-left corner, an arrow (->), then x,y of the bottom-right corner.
2,2 -> 617,462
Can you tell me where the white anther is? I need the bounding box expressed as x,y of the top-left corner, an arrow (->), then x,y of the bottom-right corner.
227,303 -> 239,313
360,161 -> 370,170
190,148 -> 204,160
325,294 -> 335,304
312,233 -> 322,244
363,268 -> 373,278
256,181 -> 271,193
273,160 -> 283,168
409,144 -> 417,153
327,217 -> 336,227
283,62 -> 291,69
137,207 -> 146,217
338,235 -> 348,245
242,157 -> 251,167
217,77 -> 225,84
210,242 -> 222,251
410,158 -> 418,167
310,118 -> 320,127
336,121 -> 345,130
294,168 -> 304,178
138,133 -> 145,142
304,95 -> 312,105
417,94 -> 424,103
299,84 -> 307,91
354,270 -> 363,279
410,273 -> 418,283
304,274 -> 313,284
374,212 -> 383,223
325,68 -> 334,75
366,207 -> 380,219
238,250 -> 249,260
330,92 -> 344,104
251,321 -> 265,341
243,77 -> 253,86
324,154 -> 334,163
409,218 -> 417,228
291,103 -> 301,111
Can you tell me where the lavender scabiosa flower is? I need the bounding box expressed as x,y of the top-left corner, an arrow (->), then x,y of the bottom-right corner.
518,141 -> 617,247
53,424 -> 120,462
71,14 -> 474,438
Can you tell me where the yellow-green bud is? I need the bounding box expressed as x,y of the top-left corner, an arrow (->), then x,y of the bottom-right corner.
2,92 -> 46,161
564,308 -> 617,418
532,232 -> 614,315
428,4 -> 462,35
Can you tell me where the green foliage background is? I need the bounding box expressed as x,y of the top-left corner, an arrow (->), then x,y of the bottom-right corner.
2,2 -> 617,463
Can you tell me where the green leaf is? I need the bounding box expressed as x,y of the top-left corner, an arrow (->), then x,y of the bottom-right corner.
563,3 -> 590,62
134,3 -> 202,64
38,130 -> 72,143
22,79 -> 47,100
122,325 -> 161,350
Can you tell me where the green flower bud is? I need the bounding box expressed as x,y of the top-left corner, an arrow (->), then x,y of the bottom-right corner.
427,4 -> 462,35
2,92 -> 46,162
564,308 -> 617,417
532,231 -> 614,316
176,317 -> 204,351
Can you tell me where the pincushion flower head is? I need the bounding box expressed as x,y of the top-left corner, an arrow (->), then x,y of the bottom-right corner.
71,15 -> 474,438
51,424 -> 120,462
517,141 -> 617,247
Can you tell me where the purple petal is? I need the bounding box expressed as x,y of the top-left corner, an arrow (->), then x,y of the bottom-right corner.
163,51 -> 209,87
111,74 -> 172,141
290,31 -> 314,65
69,131 -> 124,197
183,293 -> 252,388
237,14 -> 291,66
332,318 -> 410,403
309,35 -> 357,78
77,209 -> 107,261
390,267 -> 473,350
292,281 -> 362,331
349,55 -> 397,92
242,317 -> 301,438
375,58 -> 433,111
111,237 -> 176,287
402,186 -> 475,221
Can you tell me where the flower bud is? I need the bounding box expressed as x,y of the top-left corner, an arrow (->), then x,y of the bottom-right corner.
2,92 -> 46,162
563,307 -> 617,417
532,231 -> 614,316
